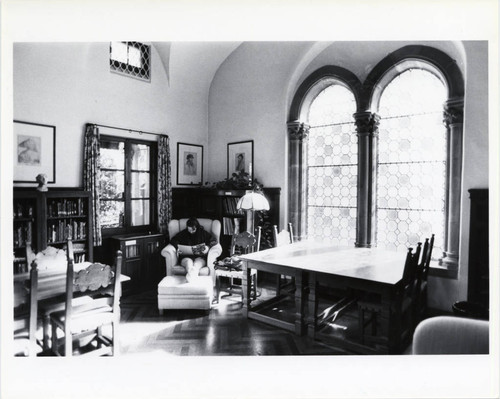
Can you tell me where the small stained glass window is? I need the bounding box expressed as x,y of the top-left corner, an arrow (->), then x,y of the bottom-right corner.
110,41 -> 150,82
307,83 -> 357,246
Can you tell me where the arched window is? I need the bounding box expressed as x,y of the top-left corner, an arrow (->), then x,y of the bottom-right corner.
289,46 -> 463,274
376,68 -> 447,255
307,83 -> 357,245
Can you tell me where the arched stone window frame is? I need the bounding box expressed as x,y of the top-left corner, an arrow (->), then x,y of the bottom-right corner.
288,66 -> 362,241
288,46 -> 464,276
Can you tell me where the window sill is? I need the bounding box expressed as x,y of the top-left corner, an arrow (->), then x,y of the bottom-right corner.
429,260 -> 458,279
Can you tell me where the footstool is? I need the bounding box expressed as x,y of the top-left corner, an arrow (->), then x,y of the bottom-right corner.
157,275 -> 214,314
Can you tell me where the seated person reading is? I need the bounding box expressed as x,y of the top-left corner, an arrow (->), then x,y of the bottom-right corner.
169,217 -> 217,282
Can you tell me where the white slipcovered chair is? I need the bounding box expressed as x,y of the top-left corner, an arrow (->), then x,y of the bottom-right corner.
412,316 -> 489,354
158,218 -> 222,312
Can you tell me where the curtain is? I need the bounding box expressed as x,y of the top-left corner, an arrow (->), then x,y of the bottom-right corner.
83,124 -> 102,246
157,135 -> 172,236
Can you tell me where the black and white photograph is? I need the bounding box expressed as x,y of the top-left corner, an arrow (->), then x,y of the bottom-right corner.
177,142 -> 203,185
228,139 -> 253,178
13,120 -> 56,183
0,1 -> 499,399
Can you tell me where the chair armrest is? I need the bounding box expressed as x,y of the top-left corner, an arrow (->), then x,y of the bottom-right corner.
207,244 -> 223,285
161,244 -> 178,276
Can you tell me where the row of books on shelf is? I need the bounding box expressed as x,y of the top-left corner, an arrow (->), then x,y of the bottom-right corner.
47,220 -> 87,243
222,217 -> 241,235
222,197 -> 243,216
14,201 -> 35,218
14,222 -> 33,249
47,198 -> 86,217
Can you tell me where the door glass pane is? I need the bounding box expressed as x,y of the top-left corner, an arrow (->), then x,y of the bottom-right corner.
131,143 -> 150,171
131,200 -> 150,226
131,172 -> 150,198
100,140 -> 124,169
100,170 -> 124,199
99,200 -> 124,228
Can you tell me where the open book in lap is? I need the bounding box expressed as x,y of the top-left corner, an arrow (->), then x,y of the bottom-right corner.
177,244 -> 207,256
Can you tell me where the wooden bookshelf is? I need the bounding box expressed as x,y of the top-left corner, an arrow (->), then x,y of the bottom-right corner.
13,188 -> 94,273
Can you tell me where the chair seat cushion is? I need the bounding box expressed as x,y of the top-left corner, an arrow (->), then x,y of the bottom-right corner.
51,305 -> 115,333
158,275 -> 213,296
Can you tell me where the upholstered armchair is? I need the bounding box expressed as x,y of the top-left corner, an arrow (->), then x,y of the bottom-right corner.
160,218 -> 222,286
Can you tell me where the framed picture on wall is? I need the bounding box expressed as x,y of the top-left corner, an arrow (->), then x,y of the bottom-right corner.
13,120 -> 56,184
227,140 -> 254,180
177,142 -> 203,185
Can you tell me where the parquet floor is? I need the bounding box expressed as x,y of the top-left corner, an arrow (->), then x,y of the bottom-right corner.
119,286 -> 351,356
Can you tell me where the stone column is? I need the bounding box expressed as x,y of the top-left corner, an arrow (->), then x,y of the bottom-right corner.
354,112 -> 380,248
287,121 -> 310,241
440,98 -> 464,270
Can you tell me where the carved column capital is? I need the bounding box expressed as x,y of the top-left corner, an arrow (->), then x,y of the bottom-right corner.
353,112 -> 381,136
287,121 -> 310,141
443,97 -> 464,127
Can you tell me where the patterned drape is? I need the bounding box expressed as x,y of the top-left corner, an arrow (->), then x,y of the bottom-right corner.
83,124 -> 102,246
157,135 -> 172,235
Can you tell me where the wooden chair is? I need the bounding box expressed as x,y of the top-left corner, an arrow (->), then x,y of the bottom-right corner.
215,227 -> 261,302
50,238 -> 123,356
413,234 -> 435,327
357,243 -> 421,350
273,223 -> 294,295
13,256 -> 41,356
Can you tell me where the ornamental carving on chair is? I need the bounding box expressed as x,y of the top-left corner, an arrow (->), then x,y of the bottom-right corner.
75,263 -> 114,292
287,121 -> 310,141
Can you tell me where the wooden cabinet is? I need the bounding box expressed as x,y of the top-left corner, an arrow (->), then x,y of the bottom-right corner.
467,188 -> 489,311
172,187 -> 281,256
111,233 -> 166,293
13,188 -> 93,274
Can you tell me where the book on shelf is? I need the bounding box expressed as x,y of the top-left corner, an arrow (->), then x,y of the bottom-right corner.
222,217 -> 242,235
47,198 -> 85,217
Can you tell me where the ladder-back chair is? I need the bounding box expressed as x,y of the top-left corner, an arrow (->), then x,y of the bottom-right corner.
357,243 -> 421,351
273,223 -> 294,295
215,227 -> 261,302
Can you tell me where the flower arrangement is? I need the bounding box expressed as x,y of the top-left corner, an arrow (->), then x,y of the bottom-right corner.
204,171 -> 264,191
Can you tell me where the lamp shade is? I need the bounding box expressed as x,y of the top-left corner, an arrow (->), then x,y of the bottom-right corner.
236,192 -> 270,211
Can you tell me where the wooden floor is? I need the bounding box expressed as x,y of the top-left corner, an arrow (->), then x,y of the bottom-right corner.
119,283 -> 413,356
119,287 -> 352,356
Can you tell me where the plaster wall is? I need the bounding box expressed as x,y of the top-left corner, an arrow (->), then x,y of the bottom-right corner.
13,42 -> 209,188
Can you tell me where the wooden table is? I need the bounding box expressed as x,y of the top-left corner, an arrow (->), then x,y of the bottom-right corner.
240,240 -> 408,354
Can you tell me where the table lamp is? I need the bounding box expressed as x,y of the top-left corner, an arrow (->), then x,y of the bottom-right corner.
236,191 -> 270,235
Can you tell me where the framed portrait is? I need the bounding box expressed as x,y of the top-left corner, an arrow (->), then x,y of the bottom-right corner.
13,120 -> 56,184
227,140 -> 254,180
177,142 -> 203,185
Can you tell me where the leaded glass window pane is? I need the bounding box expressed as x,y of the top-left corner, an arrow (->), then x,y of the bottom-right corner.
307,83 -> 357,245
377,68 -> 447,254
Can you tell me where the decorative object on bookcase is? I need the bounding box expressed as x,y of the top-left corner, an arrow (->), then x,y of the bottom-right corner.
210,171 -> 263,191
36,173 -> 48,192
13,189 -> 93,274
14,120 -> 56,184
177,142 -> 203,185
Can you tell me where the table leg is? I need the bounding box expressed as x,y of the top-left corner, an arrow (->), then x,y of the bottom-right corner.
241,261 -> 249,317
294,272 -> 305,336
383,293 -> 400,354
307,272 -> 318,339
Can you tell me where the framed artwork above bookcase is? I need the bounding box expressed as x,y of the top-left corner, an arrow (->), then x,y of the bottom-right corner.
13,188 -> 94,274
